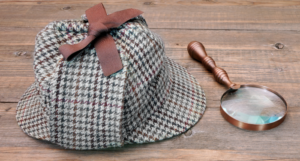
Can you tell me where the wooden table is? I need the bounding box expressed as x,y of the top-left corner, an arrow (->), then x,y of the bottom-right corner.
1,0 -> 300,160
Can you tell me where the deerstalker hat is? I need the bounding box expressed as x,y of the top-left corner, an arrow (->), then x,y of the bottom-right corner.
16,3 -> 206,150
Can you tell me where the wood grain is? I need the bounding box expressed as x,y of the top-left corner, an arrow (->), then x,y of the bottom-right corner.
0,1 -> 300,31
0,0 -> 300,160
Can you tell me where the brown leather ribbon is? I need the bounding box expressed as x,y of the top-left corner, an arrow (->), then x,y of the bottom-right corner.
59,3 -> 143,76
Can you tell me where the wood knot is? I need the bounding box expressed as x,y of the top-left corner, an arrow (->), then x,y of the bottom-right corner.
275,67 -> 284,72
63,6 -> 71,10
275,43 -> 284,49
5,107 -> 12,112
184,129 -> 193,136
144,2 -> 153,5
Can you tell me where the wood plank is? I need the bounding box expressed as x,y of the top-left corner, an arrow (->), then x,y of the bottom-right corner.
0,148 -> 297,161
0,148 -> 283,161
1,28 -> 299,52
1,103 -> 299,160
0,1 -> 299,31
2,0 -> 300,6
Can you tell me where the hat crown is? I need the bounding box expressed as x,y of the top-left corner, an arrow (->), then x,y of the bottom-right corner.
16,13 -> 206,150
31,15 -> 171,148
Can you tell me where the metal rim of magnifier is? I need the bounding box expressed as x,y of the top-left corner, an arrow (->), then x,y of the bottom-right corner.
220,84 -> 288,131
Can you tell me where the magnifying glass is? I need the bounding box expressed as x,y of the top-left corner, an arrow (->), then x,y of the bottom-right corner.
187,41 -> 288,131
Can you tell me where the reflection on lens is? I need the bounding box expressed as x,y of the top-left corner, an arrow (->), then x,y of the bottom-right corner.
221,86 -> 286,125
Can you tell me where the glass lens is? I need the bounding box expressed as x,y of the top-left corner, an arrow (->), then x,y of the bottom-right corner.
221,86 -> 286,125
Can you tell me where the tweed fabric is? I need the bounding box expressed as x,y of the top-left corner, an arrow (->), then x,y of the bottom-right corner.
16,14 -> 206,150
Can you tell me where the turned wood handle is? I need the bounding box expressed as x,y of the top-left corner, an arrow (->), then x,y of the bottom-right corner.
187,41 -> 239,89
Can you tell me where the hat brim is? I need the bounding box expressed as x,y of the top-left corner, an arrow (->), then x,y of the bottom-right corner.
16,82 -> 51,141
16,57 -> 206,147
124,57 -> 206,144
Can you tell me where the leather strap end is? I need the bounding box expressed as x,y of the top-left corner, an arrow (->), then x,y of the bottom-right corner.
102,58 -> 123,76
95,34 -> 123,76
59,35 -> 95,61
59,44 -> 75,61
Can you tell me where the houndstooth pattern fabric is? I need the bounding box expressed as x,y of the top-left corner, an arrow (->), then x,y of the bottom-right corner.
16,83 -> 50,140
124,57 -> 206,143
16,14 -> 206,150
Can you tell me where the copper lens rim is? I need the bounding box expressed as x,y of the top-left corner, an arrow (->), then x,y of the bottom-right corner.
220,84 -> 288,131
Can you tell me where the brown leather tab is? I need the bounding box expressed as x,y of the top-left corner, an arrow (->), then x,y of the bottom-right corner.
59,35 -> 95,61
85,3 -> 107,23
95,34 -> 123,76
58,3 -> 143,76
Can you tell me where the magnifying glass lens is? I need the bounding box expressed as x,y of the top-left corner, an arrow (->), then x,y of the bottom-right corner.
221,87 -> 286,125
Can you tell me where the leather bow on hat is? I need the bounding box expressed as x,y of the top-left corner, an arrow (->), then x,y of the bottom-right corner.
59,3 -> 143,76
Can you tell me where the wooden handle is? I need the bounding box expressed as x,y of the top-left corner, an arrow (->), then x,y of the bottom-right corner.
187,41 -> 239,89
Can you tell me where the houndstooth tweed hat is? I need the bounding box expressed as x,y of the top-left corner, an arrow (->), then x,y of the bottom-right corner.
16,3 -> 206,150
